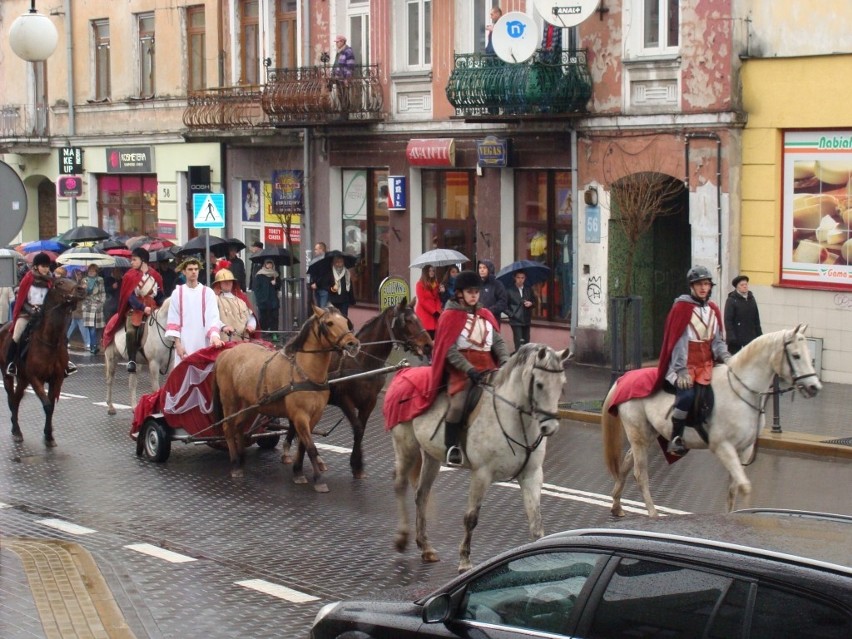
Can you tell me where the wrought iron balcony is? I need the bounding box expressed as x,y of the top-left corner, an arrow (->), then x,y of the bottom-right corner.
0,104 -> 49,142
183,86 -> 266,131
262,64 -> 384,127
446,50 -> 592,119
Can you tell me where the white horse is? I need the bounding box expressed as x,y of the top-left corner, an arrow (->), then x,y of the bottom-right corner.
104,298 -> 174,414
392,344 -> 569,573
603,324 -> 822,517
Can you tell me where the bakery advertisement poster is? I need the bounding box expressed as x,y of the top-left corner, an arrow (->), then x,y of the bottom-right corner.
782,130 -> 852,289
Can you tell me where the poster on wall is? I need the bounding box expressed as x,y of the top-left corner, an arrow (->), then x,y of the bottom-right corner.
242,180 -> 261,222
782,130 -> 852,289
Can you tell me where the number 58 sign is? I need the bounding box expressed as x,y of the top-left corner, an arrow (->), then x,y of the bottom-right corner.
585,205 -> 600,243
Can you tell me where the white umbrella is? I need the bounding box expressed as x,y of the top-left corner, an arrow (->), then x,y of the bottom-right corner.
409,248 -> 470,268
56,247 -> 116,268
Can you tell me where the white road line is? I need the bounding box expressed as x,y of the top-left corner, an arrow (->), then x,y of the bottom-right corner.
236,579 -> 319,603
36,518 -> 97,535
315,443 -> 352,455
92,401 -> 133,410
0,502 -> 11,509
24,389 -> 88,400
125,543 -> 197,563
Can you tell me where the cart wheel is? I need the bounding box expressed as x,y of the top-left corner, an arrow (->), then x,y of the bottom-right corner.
256,434 -> 280,450
141,418 -> 172,463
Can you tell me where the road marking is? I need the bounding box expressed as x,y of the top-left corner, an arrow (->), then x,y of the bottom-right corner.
125,543 -> 197,563
495,482 -> 691,516
25,389 -> 88,400
315,442 -> 351,455
37,518 -> 97,535
236,579 -> 319,603
0,502 -> 11,509
92,401 -> 133,410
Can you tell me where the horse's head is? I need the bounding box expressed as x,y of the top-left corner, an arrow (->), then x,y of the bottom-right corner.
50,276 -> 87,309
780,324 -> 822,398
313,304 -> 360,356
390,298 -> 433,359
501,344 -> 568,438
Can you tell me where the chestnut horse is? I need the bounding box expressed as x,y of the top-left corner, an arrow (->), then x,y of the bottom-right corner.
282,298 -> 433,478
211,305 -> 359,490
0,277 -> 86,446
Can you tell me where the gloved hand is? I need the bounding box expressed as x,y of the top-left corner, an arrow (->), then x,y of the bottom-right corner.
676,371 -> 693,390
721,353 -> 732,365
467,368 -> 484,384
433,311 -> 441,319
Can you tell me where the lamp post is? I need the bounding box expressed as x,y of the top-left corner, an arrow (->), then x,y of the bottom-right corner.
8,1 -> 59,62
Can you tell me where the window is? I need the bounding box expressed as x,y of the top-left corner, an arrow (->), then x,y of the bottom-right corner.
514,171 -> 573,322
240,0 -> 260,84
93,20 -> 111,100
406,0 -> 432,68
474,0 -> 500,54
750,584 -> 851,639
138,13 -> 155,97
641,0 -> 679,52
422,171 -> 476,271
187,5 -> 206,91
98,175 -> 159,237
341,170 -> 389,303
460,552 -> 601,635
276,0 -> 297,69
348,2 -> 370,66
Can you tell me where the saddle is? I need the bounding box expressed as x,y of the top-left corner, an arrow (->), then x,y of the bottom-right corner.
664,381 -> 713,444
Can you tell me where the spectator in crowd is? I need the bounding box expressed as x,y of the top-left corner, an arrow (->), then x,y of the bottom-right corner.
477,259 -> 508,324
249,241 -> 264,285
310,242 -> 328,307
414,265 -> 442,338
66,269 -> 88,349
506,270 -> 536,352
319,254 -> 355,318
253,258 -> 280,338
82,264 -> 105,355
725,274 -> 762,354
102,267 -> 122,323
0,284 -> 13,324
226,244 -> 247,291
439,265 -> 459,307
165,257 -> 223,364
159,258 -> 177,298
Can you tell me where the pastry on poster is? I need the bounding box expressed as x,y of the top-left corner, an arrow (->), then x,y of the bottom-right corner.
793,160 -> 852,191
791,193 -> 851,265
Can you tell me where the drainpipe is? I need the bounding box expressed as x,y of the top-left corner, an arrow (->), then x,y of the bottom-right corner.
570,128 -> 578,356
302,1 -> 312,256
684,132 -> 723,285
64,0 -> 76,227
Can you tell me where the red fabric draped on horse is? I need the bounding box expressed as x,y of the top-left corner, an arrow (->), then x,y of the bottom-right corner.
0,277 -> 86,445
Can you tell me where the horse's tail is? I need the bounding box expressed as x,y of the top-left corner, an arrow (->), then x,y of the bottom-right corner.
602,383 -> 625,478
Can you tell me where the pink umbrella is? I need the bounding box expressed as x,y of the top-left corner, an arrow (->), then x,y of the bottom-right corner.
24,250 -> 59,264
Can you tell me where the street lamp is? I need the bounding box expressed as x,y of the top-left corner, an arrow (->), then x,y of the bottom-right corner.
8,0 -> 58,62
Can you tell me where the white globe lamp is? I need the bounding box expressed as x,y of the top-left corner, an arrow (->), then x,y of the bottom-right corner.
9,2 -> 59,62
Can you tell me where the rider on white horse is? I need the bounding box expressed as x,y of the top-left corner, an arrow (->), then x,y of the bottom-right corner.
431,269 -> 509,467
662,265 -> 732,455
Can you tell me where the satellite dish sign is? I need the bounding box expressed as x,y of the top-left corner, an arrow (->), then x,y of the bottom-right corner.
533,0 -> 601,27
492,12 -> 539,64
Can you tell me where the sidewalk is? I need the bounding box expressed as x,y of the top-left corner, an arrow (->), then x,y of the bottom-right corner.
559,361 -> 852,460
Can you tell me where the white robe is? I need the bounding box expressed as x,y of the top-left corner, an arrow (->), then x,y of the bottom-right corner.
165,284 -> 222,364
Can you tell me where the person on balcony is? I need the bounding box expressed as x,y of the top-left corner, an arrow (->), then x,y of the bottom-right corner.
332,35 -> 355,81
485,6 -> 502,55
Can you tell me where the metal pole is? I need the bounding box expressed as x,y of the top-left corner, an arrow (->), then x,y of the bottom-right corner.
771,375 -> 782,433
205,230 -> 210,286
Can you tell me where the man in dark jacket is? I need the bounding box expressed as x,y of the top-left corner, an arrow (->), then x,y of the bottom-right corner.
477,259 -> 507,324
724,274 -> 762,354
506,270 -> 536,352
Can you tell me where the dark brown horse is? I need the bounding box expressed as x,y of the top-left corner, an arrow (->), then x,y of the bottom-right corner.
282,299 -> 433,477
211,305 -> 359,491
0,277 -> 86,446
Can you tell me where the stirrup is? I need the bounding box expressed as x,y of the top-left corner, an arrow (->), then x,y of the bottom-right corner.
127,360 -> 137,373
445,445 -> 465,467
6,362 -> 16,376
667,435 -> 687,456
64,362 -> 78,378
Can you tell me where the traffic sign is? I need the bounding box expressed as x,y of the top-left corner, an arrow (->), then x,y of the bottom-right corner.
193,193 -> 225,229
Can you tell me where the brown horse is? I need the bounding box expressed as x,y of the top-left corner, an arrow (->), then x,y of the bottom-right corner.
211,305 -> 359,490
0,277 -> 86,446
282,298 -> 433,478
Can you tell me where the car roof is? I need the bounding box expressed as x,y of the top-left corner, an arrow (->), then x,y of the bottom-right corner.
539,509 -> 852,575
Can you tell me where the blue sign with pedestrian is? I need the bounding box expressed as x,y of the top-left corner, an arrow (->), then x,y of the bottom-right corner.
193,193 -> 226,229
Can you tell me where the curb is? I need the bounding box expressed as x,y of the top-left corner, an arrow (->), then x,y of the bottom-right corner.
558,409 -> 852,460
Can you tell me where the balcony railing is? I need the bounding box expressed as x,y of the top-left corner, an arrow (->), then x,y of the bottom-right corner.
183,86 -> 266,130
262,64 -> 384,126
0,104 -> 49,139
446,50 -> 592,118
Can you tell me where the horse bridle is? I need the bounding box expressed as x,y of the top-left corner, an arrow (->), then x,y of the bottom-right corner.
386,306 -> 429,354
298,310 -> 357,354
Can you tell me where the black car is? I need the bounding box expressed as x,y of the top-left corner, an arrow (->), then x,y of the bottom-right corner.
310,509 -> 851,638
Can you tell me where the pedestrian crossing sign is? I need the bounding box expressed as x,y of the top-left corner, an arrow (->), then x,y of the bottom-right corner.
193,193 -> 226,229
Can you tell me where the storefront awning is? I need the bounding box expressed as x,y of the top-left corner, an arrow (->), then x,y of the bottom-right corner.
406,138 -> 455,167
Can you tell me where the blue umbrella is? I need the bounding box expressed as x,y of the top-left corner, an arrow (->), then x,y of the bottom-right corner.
496,260 -> 551,288
21,239 -> 70,254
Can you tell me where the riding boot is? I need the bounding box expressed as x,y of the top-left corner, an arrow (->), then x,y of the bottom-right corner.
5,340 -> 18,376
668,418 -> 688,455
126,325 -> 138,373
444,420 -> 464,467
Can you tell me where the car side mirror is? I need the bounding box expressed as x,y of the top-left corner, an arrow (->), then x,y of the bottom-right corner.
421,593 -> 451,624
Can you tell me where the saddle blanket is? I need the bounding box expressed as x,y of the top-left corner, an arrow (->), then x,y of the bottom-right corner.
383,365 -> 435,431
606,367 -> 659,415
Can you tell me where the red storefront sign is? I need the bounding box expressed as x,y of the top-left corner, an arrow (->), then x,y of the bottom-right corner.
406,138 -> 456,167
265,226 -> 300,246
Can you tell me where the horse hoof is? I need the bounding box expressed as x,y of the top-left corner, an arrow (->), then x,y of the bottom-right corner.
314,483 -> 329,493
281,453 -> 293,465
352,470 -> 366,480
230,468 -> 244,478
458,563 -> 472,574
421,550 -> 440,563
394,533 -> 408,553
107,407 -> 116,416
611,507 -> 625,518
293,475 -> 308,484
45,439 -> 57,448
12,433 -> 23,443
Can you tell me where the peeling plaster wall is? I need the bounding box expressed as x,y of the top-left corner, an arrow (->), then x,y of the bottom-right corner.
745,0 -> 852,58
681,0 -> 734,112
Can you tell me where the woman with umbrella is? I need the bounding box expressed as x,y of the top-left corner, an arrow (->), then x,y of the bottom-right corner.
414,265 -> 442,339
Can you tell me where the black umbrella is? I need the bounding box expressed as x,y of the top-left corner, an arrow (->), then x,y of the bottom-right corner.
94,239 -> 128,252
307,250 -> 357,281
58,225 -> 110,243
176,234 -> 229,258
249,245 -> 299,267
225,237 -> 247,252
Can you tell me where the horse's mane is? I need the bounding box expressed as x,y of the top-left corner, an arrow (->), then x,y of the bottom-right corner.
356,305 -> 390,339
491,343 -> 557,386
283,306 -> 345,355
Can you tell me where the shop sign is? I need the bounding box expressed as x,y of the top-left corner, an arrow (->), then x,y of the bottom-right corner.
57,175 -> 83,198
477,136 -> 509,167
59,147 -> 83,175
157,222 -> 177,239
271,170 -> 303,215
387,176 -> 406,210
106,146 -> 153,173
378,276 -> 411,311
188,165 -> 211,194
406,139 -> 455,167
264,226 -> 300,246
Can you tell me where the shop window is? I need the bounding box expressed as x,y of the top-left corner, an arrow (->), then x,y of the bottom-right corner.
422,170 -> 476,275
514,170 -> 573,322
98,175 -> 159,237
341,169 -> 389,304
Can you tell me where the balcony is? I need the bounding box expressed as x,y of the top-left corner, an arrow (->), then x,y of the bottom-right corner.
183,86 -> 266,131
0,104 -> 50,151
446,50 -> 592,120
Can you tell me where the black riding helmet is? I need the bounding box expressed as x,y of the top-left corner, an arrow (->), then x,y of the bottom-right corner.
454,270 -> 481,293
32,252 -> 52,267
687,265 -> 714,285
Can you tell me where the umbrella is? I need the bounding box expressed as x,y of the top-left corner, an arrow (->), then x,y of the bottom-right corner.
496,260 -> 551,288
21,239 -> 70,254
24,250 -> 59,264
249,245 -> 299,267
140,239 -> 175,252
176,234 -> 229,258
409,248 -> 470,269
105,248 -> 132,257
149,249 -> 175,262
307,250 -> 357,281
111,256 -> 132,269
225,237 -> 247,252
56,246 -> 116,267
95,239 -> 128,252
58,225 -> 110,243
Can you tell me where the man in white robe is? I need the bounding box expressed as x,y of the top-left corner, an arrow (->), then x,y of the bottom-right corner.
166,257 -> 224,365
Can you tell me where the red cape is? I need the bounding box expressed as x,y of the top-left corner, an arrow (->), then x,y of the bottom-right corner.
102,267 -> 164,347
12,271 -> 52,322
